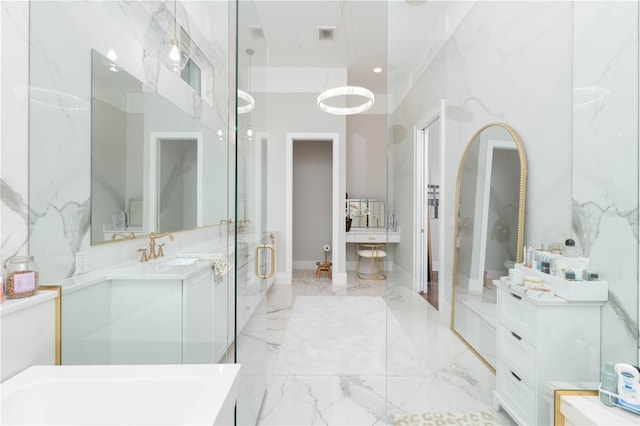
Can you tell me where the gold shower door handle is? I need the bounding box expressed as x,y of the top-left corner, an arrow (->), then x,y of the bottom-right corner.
255,244 -> 275,279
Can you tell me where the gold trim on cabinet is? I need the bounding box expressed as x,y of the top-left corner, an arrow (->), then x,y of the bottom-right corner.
553,389 -> 598,426
255,244 -> 275,279
39,285 -> 61,365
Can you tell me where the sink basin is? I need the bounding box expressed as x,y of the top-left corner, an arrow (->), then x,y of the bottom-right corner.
160,256 -> 201,266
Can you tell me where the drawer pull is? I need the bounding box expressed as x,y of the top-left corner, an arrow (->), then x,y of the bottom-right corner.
511,371 -> 522,382
510,292 -> 522,300
511,331 -> 522,341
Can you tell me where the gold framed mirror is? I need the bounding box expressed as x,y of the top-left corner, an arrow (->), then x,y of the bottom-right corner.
450,122 -> 527,372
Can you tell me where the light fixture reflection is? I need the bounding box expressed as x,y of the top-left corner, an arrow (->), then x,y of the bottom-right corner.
237,90 -> 255,114
160,1 -> 189,72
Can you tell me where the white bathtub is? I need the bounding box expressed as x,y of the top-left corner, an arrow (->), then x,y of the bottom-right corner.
0,364 -> 241,425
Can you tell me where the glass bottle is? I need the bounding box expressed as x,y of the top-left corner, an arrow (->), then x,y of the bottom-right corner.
563,238 -> 578,257
4,256 -> 39,299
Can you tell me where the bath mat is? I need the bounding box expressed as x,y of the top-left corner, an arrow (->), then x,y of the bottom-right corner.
274,296 -> 427,376
393,411 -> 500,426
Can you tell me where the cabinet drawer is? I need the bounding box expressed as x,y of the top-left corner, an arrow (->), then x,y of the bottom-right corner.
360,235 -> 386,243
498,289 -> 536,341
497,361 -> 535,425
497,325 -> 535,385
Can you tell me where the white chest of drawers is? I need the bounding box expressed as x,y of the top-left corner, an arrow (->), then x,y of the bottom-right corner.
492,282 -> 603,425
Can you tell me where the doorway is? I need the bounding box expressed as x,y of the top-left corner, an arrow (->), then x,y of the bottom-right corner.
292,140 -> 333,272
414,101 -> 445,310
148,132 -> 203,235
285,132 -> 344,285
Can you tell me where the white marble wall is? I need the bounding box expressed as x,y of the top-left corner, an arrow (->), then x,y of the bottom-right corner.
21,1 -> 230,284
1,2 -> 30,270
390,1 -> 574,302
573,1 -> 639,365
390,0 -> 639,365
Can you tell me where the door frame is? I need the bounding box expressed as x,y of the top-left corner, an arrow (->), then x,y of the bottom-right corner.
285,132 -> 345,285
147,131 -> 204,234
413,100 -> 446,308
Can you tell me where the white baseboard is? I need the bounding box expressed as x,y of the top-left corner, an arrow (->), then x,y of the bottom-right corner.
332,272 -> 347,286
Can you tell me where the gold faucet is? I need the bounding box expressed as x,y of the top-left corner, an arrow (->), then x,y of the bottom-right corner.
238,219 -> 251,232
111,232 -> 135,241
148,232 -> 174,259
219,219 -> 233,235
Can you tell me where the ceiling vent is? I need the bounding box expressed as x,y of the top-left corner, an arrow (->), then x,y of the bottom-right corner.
317,26 -> 335,41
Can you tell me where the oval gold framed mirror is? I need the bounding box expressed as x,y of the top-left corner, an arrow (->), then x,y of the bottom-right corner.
450,122 -> 527,372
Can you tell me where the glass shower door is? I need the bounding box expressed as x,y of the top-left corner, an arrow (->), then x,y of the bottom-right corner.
235,0 -> 270,423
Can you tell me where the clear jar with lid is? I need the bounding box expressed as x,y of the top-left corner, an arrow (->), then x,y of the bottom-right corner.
4,256 -> 39,299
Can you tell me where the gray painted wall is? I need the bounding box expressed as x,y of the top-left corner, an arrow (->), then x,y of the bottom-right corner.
293,140 -> 332,266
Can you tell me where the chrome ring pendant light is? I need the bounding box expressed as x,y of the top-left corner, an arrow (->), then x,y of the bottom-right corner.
317,86 -> 375,115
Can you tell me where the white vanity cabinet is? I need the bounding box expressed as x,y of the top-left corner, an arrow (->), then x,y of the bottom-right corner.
1,290 -> 58,382
61,261 -> 218,365
493,283 -> 603,425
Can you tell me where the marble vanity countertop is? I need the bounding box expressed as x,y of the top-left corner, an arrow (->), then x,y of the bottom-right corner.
51,257 -> 214,296
560,395 -> 639,425
46,232 -> 272,296
0,290 -> 58,317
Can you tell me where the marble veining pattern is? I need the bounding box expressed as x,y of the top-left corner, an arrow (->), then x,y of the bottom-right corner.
23,1 -> 230,284
1,1 -> 30,267
274,296 -> 428,377
261,273 -> 515,426
572,1 -> 639,363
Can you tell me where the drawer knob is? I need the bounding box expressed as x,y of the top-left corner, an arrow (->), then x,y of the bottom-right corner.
511,331 -> 522,341
511,371 -> 522,382
510,292 -> 522,300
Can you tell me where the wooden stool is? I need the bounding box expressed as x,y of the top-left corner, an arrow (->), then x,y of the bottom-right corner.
315,261 -> 332,279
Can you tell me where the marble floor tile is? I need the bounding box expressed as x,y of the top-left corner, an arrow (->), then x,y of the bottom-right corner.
260,271 -> 514,425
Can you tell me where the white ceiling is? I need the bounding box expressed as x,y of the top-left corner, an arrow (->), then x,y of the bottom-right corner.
238,1 -> 473,110
249,0 -> 389,94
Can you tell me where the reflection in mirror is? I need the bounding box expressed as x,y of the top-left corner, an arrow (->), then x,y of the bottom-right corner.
347,199 -> 386,229
91,50 -> 145,243
90,49 -> 225,244
451,123 -> 526,371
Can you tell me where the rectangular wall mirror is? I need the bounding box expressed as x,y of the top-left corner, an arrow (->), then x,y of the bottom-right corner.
90,49 -> 223,244
347,199 -> 386,229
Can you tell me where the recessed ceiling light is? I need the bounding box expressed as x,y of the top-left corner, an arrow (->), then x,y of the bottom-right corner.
373,67 -> 383,73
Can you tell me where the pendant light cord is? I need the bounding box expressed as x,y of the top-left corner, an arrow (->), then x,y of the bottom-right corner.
173,0 -> 177,41
323,0 -> 347,92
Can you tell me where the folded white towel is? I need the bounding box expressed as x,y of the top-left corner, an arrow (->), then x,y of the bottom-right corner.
195,254 -> 229,276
